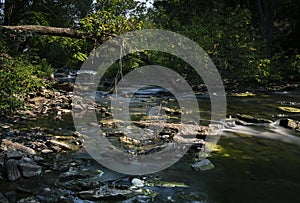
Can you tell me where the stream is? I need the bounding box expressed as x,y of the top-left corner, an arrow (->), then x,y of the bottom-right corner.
1,89 -> 300,202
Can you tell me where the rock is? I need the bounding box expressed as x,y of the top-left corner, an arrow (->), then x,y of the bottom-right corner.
59,168 -> 87,181
33,156 -> 44,162
47,140 -> 71,150
79,186 -> 132,200
131,178 -> 145,188
1,139 -> 36,155
43,187 -> 51,194
17,197 -> 39,203
278,119 -> 300,131
18,162 -> 42,177
192,159 -> 215,171
41,149 -> 53,154
17,186 -> 34,194
6,159 -> 21,181
235,114 -> 272,124
61,180 -> 103,191
0,193 -> 9,203
5,150 -> 23,159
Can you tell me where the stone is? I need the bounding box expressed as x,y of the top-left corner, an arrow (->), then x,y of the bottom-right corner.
1,139 -> 36,155
17,197 -> 39,203
47,140 -> 71,150
278,119 -> 300,131
33,156 -> 44,162
235,114 -> 272,124
5,150 -> 23,160
59,169 -> 87,181
18,162 -> 42,177
79,186 -> 131,200
0,192 -> 9,203
41,149 -> 53,154
6,159 -> 21,181
17,186 -> 34,194
43,187 -> 51,194
192,159 -> 215,171
131,178 -> 145,188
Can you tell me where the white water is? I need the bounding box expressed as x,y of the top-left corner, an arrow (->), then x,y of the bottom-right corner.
220,119 -> 300,146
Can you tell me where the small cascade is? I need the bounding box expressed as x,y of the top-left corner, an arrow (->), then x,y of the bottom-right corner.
220,117 -> 300,145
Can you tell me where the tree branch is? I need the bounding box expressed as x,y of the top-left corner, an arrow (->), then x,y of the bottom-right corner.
1,25 -> 83,38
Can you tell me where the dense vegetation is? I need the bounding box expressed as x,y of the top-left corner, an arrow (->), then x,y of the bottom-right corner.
0,0 -> 299,111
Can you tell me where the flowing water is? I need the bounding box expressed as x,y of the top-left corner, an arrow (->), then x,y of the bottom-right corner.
3,89 -> 300,202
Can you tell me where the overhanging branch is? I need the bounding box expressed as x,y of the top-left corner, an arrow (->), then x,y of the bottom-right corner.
1,25 -> 83,38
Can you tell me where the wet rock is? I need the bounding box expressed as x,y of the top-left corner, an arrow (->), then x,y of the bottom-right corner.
123,195 -> 153,203
59,167 -> 87,181
278,119 -> 300,131
47,140 -> 71,151
6,159 -> 21,181
17,186 -> 34,194
41,149 -> 53,154
18,162 -> 42,177
192,159 -> 215,171
33,156 -> 44,162
5,150 -> 23,159
17,196 -> 39,203
61,180 -> 103,191
79,185 -> 132,200
0,192 -> 9,203
42,187 -> 51,194
131,178 -> 145,188
235,114 -> 272,124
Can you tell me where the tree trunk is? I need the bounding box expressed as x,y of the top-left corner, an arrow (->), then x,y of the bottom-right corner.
1,25 -> 82,38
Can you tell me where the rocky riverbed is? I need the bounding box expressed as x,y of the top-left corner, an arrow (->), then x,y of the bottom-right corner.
1,82 -> 300,202
0,84 -> 213,202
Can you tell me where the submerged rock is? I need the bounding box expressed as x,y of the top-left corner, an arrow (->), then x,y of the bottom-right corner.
192,159 -> 215,171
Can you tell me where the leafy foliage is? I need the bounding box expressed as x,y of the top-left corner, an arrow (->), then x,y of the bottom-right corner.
0,55 -> 52,111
